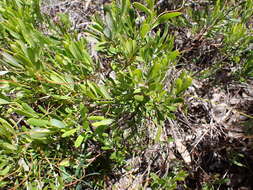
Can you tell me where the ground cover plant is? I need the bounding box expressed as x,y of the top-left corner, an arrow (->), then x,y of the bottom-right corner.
0,0 -> 253,189
0,0 -> 190,189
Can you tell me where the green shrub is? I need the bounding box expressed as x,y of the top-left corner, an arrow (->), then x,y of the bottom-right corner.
150,170 -> 188,190
175,0 -> 253,80
0,0 -> 191,188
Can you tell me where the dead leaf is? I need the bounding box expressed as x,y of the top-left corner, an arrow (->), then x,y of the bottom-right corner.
174,139 -> 191,164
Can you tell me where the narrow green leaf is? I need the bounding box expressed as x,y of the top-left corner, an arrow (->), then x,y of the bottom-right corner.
121,0 -> 131,15
52,95 -> 71,100
134,95 -> 144,102
1,52 -> 22,68
148,62 -> 161,81
0,166 -> 10,176
14,109 -> 38,118
92,119 -> 114,127
175,78 -> 183,94
74,135 -> 84,148
182,77 -> 192,91
0,140 -> 17,151
132,2 -> 152,16
0,118 -> 15,136
145,0 -> 155,9
88,116 -> 106,121
140,23 -> 150,38
167,106 -> 177,111
64,75 -> 74,90
158,12 -> 182,23
62,128 -> 78,138
69,41 -> 81,59
27,118 -> 49,127
97,85 -> 111,99
29,128 -> 51,140
0,98 -> 10,105
155,125 -> 162,143
87,81 -> 98,97
80,104 -> 88,119
105,12 -> 114,31
21,103 -> 37,115
125,40 -> 132,55
50,119 -> 66,129
213,0 -> 221,18
50,73 -> 65,84
167,50 -> 180,61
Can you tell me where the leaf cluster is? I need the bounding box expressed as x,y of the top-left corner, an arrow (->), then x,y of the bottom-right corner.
0,0 -> 191,189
